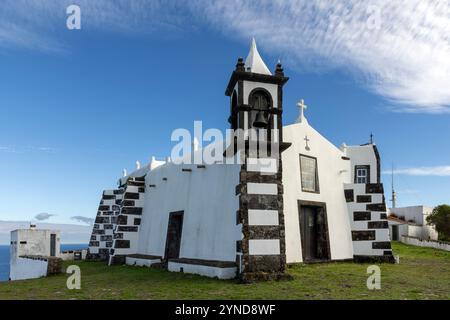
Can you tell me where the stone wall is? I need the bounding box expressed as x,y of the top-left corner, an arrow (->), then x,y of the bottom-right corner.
344,183 -> 395,263
109,176 -> 146,265
87,188 -> 124,261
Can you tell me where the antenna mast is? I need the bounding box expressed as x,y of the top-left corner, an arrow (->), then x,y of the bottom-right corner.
390,162 -> 397,208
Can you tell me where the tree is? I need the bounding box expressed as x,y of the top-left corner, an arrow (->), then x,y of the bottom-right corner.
426,205 -> 450,242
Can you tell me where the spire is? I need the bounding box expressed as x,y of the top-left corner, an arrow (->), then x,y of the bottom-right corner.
244,38 -> 272,75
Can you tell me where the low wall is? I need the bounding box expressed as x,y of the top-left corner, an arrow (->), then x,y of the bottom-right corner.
401,235 -> 450,251
10,257 -> 48,281
60,249 -> 88,261
9,255 -> 63,281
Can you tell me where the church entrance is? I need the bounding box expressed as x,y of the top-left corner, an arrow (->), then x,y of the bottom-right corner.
298,201 -> 330,262
164,211 -> 184,263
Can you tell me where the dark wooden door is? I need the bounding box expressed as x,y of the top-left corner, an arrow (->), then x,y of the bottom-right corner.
164,211 -> 184,261
299,204 -> 330,262
50,234 -> 56,257
301,207 -> 317,261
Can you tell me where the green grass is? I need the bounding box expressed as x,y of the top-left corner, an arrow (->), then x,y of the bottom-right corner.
0,242 -> 449,300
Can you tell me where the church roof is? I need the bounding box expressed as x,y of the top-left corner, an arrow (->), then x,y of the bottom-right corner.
244,38 -> 272,75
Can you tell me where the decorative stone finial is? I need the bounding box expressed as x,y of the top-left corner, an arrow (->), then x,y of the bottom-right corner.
236,57 -> 245,72
135,161 -> 141,170
123,168 -> 127,177
275,60 -> 284,77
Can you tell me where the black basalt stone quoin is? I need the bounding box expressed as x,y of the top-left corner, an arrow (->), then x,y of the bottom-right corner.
352,230 -> 376,241
344,189 -> 354,202
356,195 -> 372,203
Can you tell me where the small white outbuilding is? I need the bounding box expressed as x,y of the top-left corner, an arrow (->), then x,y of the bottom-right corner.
9,226 -> 61,281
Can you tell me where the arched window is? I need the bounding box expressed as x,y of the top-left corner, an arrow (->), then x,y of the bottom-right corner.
248,89 -> 271,129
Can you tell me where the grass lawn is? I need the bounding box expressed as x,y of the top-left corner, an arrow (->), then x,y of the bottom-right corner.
0,242 -> 448,300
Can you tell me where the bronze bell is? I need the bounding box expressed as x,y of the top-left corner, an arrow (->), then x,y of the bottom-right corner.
253,111 -> 268,128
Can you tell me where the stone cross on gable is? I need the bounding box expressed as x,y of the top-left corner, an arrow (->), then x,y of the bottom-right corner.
297,99 -> 308,123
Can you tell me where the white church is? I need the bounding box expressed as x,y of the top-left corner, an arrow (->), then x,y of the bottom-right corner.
87,39 -> 394,281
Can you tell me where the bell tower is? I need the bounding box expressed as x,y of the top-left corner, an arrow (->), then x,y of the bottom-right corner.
226,39 -> 291,281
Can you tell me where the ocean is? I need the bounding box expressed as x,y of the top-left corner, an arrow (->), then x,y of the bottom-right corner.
0,244 -> 88,282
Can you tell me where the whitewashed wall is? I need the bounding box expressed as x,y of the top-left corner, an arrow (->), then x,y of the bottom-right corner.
346,145 -> 378,184
389,206 -> 433,225
401,235 -> 450,251
10,229 -> 60,258
282,121 -> 354,263
136,162 -> 241,263
407,224 -> 438,240
9,229 -> 60,281
9,257 -> 48,281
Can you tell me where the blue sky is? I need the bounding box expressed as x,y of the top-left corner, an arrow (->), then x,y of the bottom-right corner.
0,1 -> 449,225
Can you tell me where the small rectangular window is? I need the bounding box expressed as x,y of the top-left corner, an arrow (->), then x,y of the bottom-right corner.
300,155 -> 319,193
355,165 -> 370,184
20,241 -> 27,244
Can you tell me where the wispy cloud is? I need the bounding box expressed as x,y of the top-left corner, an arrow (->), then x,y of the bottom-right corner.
34,212 -> 55,221
71,216 -> 94,226
383,166 -> 450,176
1,1 -> 449,113
0,146 -> 17,153
196,0 -> 450,113
0,145 -> 57,154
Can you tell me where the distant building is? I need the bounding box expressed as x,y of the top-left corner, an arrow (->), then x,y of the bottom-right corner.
388,205 -> 438,241
9,226 -> 62,281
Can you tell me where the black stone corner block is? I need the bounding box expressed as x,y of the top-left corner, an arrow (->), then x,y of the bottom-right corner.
356,195 -> 372,203
366,203 -> 387,212
344,189 -> 354,202
117,215 -> 128,225
353,211 -> 371,221
351,230 -> 375,241
365,183 -> 384,194
247,255 -> 283,273
118,226 -> 138,232
110,255 -> 126,265
372,241 -> 392,249
124,192 -> 140,200
114,240 -> 130,249
368,221 -> 389,229
122,207 -> 143,215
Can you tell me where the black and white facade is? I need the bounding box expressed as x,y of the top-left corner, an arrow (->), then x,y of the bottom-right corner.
87,39 -> 394,280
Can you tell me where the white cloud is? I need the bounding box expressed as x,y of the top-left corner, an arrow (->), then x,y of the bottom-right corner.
71,216 -> 94,226
0,145 -> 56,154
1,0 -> 449,112
34,212 -> 55,221
382,166 -> 450,176
195,0 -> 450,113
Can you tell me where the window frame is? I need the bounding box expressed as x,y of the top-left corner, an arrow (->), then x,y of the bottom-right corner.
299,154 -> 320,193
354,165 -> 370,184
